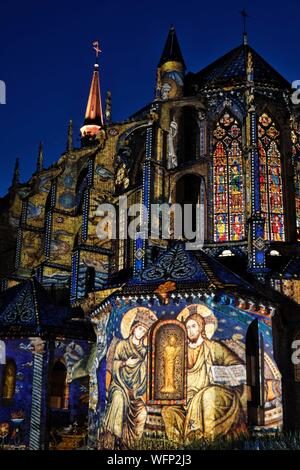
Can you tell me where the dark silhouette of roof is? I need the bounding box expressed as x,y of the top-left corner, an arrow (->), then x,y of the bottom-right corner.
158,26 -> 186,69
185,43 -> 290,91
0,278 -> 95,340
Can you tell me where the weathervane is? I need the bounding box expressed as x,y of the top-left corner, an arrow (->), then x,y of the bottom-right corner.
92,40 -> 102,63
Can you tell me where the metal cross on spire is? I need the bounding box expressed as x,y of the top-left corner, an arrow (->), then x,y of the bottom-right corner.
240,8 -> 249,45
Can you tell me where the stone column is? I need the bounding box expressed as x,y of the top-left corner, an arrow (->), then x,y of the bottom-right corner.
28,338 -> 47,450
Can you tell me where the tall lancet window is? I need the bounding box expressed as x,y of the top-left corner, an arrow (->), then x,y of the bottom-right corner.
258,113 -> 285,241
291,128 -> 300,239
213,111 -> 244,242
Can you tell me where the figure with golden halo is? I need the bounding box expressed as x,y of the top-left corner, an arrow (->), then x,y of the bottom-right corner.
100,308 -> 157,449
161,307 -> 245,443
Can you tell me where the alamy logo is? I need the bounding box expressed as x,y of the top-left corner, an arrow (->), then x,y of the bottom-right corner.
291,340 -> 300,365
0,80 -> 6,104
95,197 -> 205,250
0,341 -> 6,364
291,80 -> 300,105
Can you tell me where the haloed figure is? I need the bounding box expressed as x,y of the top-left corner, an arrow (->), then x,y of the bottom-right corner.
100,311 -> 156,449
162,313 -> 245,443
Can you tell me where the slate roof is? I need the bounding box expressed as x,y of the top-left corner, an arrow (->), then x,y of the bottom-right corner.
92,243 -> 285,319
127,243 -> 254,292
128,243 -> 208,286
0,278 -> 95,340
185,44 -> 290,91
158,26 -> 186,69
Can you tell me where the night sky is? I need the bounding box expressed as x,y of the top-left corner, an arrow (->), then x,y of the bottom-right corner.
0,0 -> 298,196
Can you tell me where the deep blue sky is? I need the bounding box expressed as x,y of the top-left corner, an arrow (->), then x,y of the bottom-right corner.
0,0 -> 298,196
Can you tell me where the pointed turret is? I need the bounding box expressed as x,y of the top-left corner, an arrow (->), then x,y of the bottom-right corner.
105,90 -> 112,125
67,119 -> 73,152
80,43 -> 104,140
156,26 -> 186,101
158,26 -> 186,69
36,142 -> 43,174
11,158 -> 20,187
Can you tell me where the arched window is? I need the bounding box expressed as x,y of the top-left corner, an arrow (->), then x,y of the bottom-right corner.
175,174 -> 206,240
49,361 -> 68,409
1,359 -> 16,400
258,113 -> 285,241
291,128 -> 300,240
178,107 -> 198,164
246,319 -> 264,426
85,266 -> 95,293
213,111 -> 244,242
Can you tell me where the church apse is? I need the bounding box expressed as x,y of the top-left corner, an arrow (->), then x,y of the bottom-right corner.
92,291 -> 282,449
1,24 -> 299,450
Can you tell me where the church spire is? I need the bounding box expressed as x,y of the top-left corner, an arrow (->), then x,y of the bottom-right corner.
156,26 -> 185,101
11,158 -> 20,187
158,26 -> 186,69
80,41 -> 104,139
36,142 -> 43,174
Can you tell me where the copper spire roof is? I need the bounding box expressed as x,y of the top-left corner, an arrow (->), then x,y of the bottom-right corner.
83,63 -> 103,127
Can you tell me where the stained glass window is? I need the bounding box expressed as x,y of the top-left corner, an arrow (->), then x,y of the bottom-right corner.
291,128 -> 300,239
213,111 -> 244,242
258,113 -> 285,241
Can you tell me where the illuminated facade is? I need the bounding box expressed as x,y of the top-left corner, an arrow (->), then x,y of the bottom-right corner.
0,27 -> 300,450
